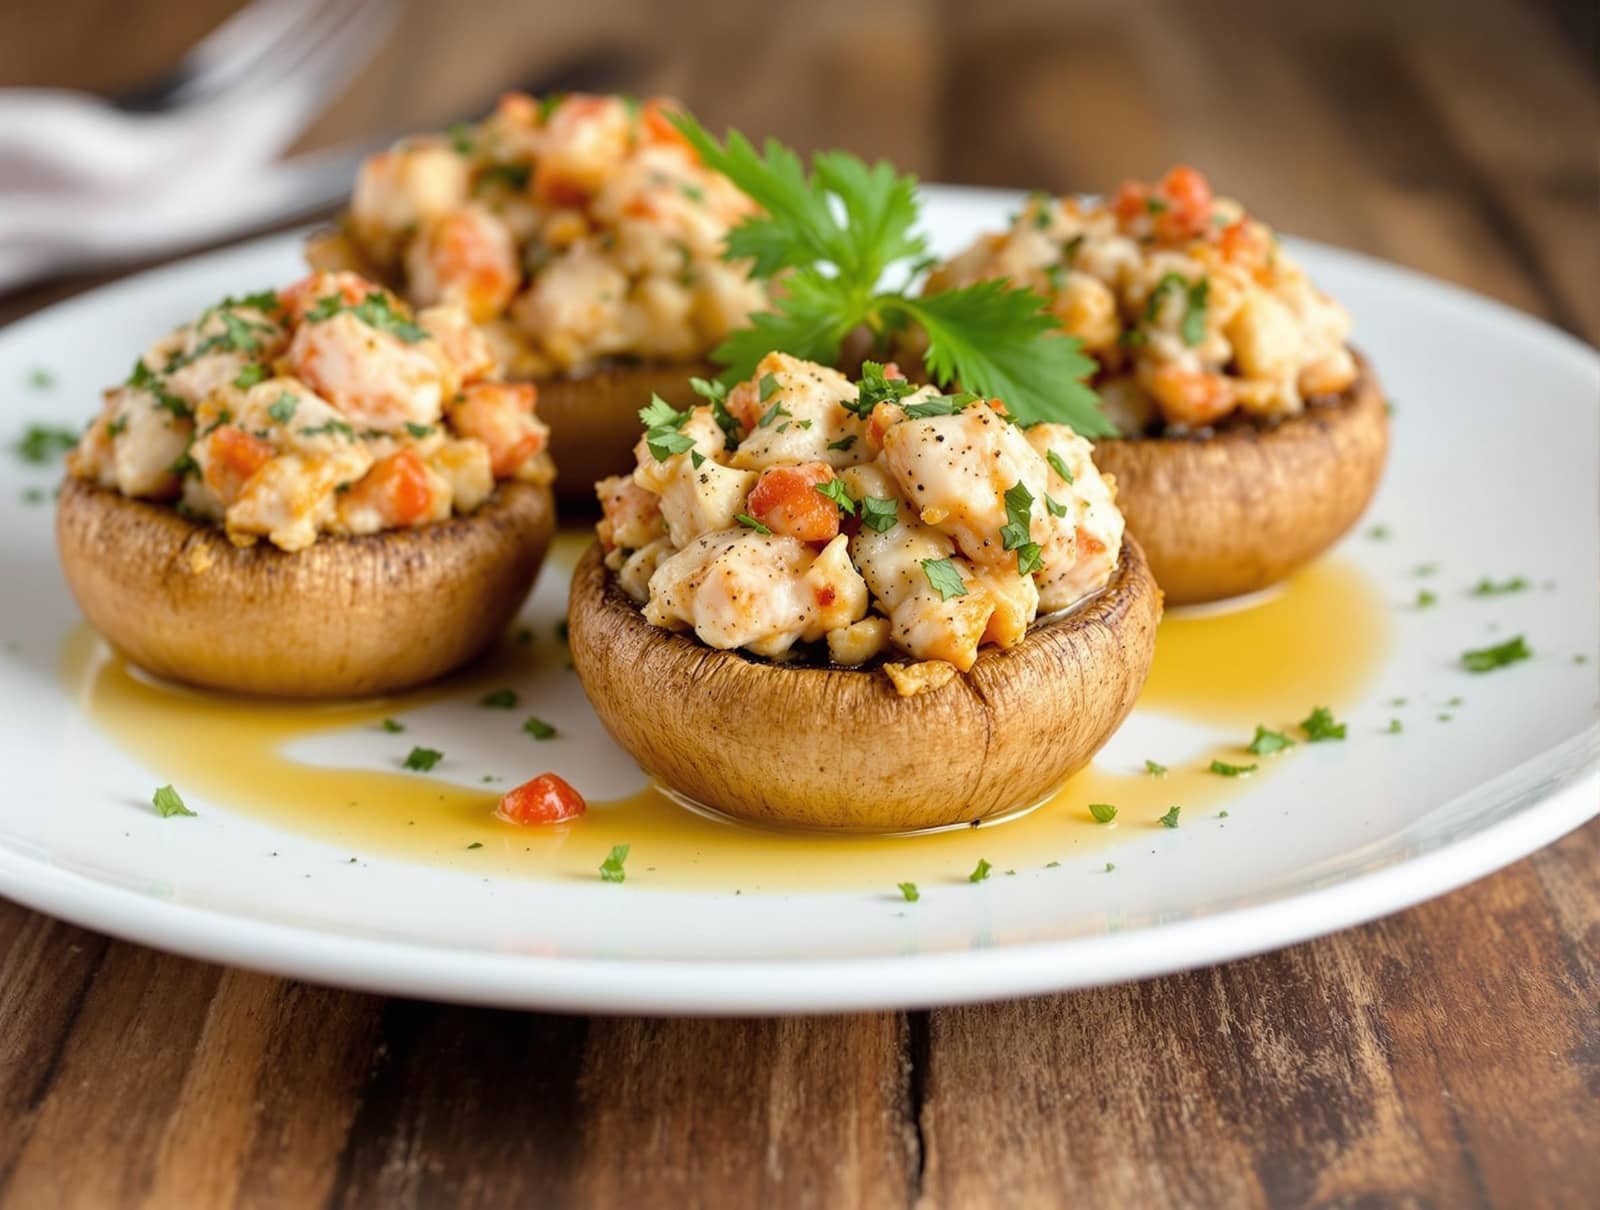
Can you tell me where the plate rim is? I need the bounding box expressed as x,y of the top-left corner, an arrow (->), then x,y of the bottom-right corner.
2,190 -> 1597,1013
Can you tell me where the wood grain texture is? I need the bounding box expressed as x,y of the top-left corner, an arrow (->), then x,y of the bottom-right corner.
0,0 -> 1596,1206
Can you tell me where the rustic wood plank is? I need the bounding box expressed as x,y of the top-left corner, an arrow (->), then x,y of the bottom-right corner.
570,1015 -> 915,1208
916,823 -> 1600,1210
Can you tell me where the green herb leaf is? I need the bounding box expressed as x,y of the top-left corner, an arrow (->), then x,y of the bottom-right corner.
380,718 -> 404,733
13,424 -> 78,464
735,513 -> 772,535
1144,759 -> 1167,777
1300,706 -> 1347,741
1181,278 -> 1209,346
896,283 -> 1107,433
814,478 -> 856,516
403,746 -> 444,772
758,372 -> 780,402
827,435 -> 857,452
1045,449 -> 1075,484
1158,805 -> 1181,828
1461,634 -> 1531,673
968,858 -> 992,883
647,428 -> 696,461
523,716 -> 556,740
897,881 -> 920,902
1468,576 -> 1529,597
859,496 -> 899,533
1000,481 -> 1034,555
1415,588 -> 1437,609
25,367 -> 55,390
266,393 -> 298,424
599,844 -> 630,883
405,421 -> 434,438
1247,725 -> 1295,756
1385,719 -> 1403,734
847,360 -> 918,418
1088,802 -> 1117,823
480,688 -> 518,709
151,784 -> 195,818
1209,759 -> 1258,777
920,557 -> 967,601
233,363 -> 269,390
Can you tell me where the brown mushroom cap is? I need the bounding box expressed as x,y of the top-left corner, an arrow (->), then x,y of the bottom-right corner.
568,537 -> 1163,833
536,361 -> 715,503
56,478 -> 554,698
1091,351 -> 1388,605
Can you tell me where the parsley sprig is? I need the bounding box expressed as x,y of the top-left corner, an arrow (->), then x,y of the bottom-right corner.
673,117 -> 1109,434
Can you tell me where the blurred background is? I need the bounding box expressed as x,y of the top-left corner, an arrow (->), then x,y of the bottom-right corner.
1,0 -> 1595,339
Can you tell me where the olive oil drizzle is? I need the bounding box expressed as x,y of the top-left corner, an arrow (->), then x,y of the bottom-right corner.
61,557 -> 1386,893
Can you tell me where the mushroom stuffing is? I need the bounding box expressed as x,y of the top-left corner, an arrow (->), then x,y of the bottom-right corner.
595,352 -> 1126,687
68,270 -> 553,552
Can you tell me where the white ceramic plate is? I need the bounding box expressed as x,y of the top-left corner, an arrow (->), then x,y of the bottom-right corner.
0,187 -> 1595,1013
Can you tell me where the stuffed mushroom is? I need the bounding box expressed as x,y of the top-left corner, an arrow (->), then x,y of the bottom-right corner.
568,354 -> 1162,832
920,167 -> 1388,603
57,270 -> 555,697
309,92 -> 769,496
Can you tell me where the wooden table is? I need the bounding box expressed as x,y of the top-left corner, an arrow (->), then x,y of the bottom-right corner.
2,1 -> 1596,1205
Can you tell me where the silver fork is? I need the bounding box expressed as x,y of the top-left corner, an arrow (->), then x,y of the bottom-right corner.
0,0 -> 396,195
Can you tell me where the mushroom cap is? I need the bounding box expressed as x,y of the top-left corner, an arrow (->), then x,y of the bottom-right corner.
1092,351 -> 1388,605
568,537 -> 1163,833
537,361 -> 715,503
56,478 -> 554,698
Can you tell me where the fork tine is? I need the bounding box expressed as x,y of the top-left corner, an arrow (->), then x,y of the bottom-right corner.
172,0 -> 363,107
199,0 -> 396,122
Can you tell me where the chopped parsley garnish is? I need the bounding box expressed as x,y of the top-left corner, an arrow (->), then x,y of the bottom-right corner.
847,360 -> 917,419
306,291 -> 427,343
1045,449 -> 1075,484
168,453 -> 198,477
1469,576 -> 1529,596
380,718 -> 404,733
477,162 -> 531,191
827,435 -> 858,452
755,395 -> 791,427
25,367 -> 55,390
126,360 -> 192,417
639,394 -> 695,461
968,858 -> 993,883
466,841 -> 484,850
480,688 -> 518,709
1104,862 -> 1116,872
1415,588 -> 1437,609
403,746 -> 444,772
266,393 -> 298,424
13,424 -> 77,464
1461,635 -> 1531,673
1247,725 -> 1295,756
1209,759 -> 1258,777
1044,495 -> 1068,518
999,482 -> 1043,574
405,421 -> 434,438
690,450 -> 706,469
897,881 -> 920,902
599,844 -> 630,883
298,418 -> 355,440
1367,524 -> 1391,540
1300,706 -> 1347,741
1144,759 -> 1167,777
859,496 -> 899,533
672,117 -> 1108,433
691,376 -> 743,446
107,416 -> 128,438
758,372 -> 780,402
814,478 -> 856,516
448,122 -> 475,154
1158,805 -> 1181,829
1180,278 -> 1209,346
900,392 -> 980,420
151,784 -> 195,818
1088,802 -> 1117,823
1386,719 -> 1403,734
735,513 -> 772,535
523,716 -> 556,740
920,557 -> 967,601
233,363 -> 269,389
